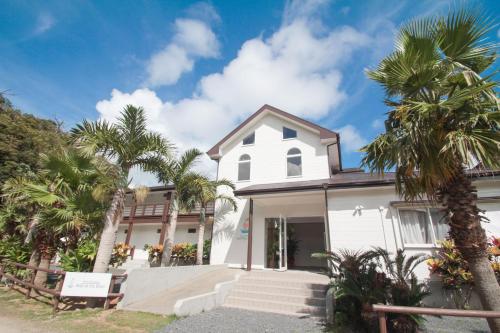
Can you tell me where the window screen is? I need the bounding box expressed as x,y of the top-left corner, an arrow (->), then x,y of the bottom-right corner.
287,148 -> 302,177
238,154 -> 251,181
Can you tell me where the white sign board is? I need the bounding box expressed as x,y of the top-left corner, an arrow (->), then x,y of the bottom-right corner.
61,272 -> 112,298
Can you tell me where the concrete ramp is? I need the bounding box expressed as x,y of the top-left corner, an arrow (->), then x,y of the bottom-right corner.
119,265 -> 238,315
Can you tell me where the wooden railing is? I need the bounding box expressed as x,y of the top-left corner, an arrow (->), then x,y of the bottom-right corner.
0,261 -> 126,314
371,304 -> 500,333
123,202 -> 215,218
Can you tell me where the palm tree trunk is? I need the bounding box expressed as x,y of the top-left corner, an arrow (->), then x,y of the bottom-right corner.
440,170 -> 500,331
33,253 -> 51,287
92,188 -> 125,273
161,197 -> 179,266
196,205 -> 206,265
27,249 -> 40,279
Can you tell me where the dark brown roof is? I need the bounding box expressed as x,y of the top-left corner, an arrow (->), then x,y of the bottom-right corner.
207,104 -> 339,160
233,170 -> 500,196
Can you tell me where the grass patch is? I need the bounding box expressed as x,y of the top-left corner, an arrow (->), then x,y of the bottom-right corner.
0,287 -> 176,333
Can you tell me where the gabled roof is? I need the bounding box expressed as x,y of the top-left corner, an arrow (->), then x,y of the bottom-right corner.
207,104 -> 339,160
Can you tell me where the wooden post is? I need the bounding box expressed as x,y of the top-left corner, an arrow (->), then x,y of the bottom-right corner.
0,264 -> 4,284
246,198 -> 253,271
52,276 -> 64,315
124,203 -> 137,245
159,192 -> 172,245
104,277 -> 116,310
378,311 -> 387,333
26,265 -> 36,299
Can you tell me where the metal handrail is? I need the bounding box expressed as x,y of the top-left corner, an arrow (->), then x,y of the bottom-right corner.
371,304 -> 500,333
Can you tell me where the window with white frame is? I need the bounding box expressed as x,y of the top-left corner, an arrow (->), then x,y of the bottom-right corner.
283,126 -> 297,139
238,154 -> 251,181
398,207 -> 449,246
286,148 -> 302,177
242,132 -> 255,145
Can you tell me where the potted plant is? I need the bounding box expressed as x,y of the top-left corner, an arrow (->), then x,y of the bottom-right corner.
144,244 -> 163,267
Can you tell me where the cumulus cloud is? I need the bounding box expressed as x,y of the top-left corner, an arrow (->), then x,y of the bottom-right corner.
146,17 -> 220,86
34,12 -> 55,35
97,0 -> 374,184
371,118 -> 384,130
336,125 -> 367,152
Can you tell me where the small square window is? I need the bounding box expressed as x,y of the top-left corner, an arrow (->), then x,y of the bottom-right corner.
243,132 -> 255,145
157,229 -> 161,233
283,127 -> 297,139
124,229 -> 128,234
188,228 -> 196,234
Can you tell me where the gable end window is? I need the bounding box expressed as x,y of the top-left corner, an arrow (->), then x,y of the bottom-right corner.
238,154 -> 251,181
283,127 -> 297,139
398,207 -> 449,246
242,132 -> 255,145
287,148 -> 302,177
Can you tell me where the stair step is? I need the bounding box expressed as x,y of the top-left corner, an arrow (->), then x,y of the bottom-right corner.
229,290 -> 325,306
239,277 -> 328,290
246,271 -> 329,282
233,283 -> 326,297
224,296 -> 326,316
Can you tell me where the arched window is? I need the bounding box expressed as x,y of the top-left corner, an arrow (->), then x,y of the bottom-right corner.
238,154 -> 251,181
287,148 -> 302,177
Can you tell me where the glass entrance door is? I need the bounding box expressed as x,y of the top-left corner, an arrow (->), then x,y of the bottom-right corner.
265,216 -> 287,270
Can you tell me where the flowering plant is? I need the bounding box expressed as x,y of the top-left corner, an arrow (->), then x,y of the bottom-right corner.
110,242 -> 131,268
144,244 -> 164,264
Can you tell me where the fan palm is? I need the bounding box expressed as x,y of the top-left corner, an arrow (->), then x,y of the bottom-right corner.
179,175 -> 237,265
156,148 -> 204,265
361,8 -> 500,329
71,105 -> 173,273
2,148 -> 117,285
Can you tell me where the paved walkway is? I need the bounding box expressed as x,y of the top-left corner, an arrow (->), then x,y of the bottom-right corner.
158,307 -> 324,333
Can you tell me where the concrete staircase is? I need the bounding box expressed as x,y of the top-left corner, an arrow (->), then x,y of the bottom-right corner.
223,270 -> 329,317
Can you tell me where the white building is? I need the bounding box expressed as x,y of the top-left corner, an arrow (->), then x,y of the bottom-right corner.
207,104 -> 500,279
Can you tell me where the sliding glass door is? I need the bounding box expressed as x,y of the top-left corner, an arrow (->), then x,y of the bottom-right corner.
265,216 -> 287,270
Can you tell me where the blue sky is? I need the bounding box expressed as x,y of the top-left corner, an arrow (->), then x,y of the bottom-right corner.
1,0 -> 499,185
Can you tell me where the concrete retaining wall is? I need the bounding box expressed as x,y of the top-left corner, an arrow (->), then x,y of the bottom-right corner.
118,264 -> 227,308
174,274 -> 241,316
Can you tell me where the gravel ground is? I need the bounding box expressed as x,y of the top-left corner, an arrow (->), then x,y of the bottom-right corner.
158,307 -> 324,333
421,315 -> 490,333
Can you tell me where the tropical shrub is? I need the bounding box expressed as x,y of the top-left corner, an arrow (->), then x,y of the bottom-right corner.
109,242 -> 130,268
427,239 -> 476,309
0,236 -> 31,264
314,248 -> 429,332
171,243 -> 197,262
59,239 -> 98,272
144,244 -> 164,266
489,237 -> 500,282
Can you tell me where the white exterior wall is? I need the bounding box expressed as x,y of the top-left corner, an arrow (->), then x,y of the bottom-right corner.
211,113 -> 330,267
327,179 -> 500,280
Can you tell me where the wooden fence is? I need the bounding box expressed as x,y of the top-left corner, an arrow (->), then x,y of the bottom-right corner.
371,304 -> 500,333
0,260 -> 126,314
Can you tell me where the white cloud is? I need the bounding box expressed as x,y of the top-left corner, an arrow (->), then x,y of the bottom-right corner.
34,12 -> 55,35
371,118 -> 384,130
97,0 -> 374,184
340,6 -> 350,15
497,28 -> 500,39
146,18 -> 219,86
336,125 -> 367,152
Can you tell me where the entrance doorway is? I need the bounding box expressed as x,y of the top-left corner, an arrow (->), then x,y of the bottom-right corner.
265,216 -> 326,270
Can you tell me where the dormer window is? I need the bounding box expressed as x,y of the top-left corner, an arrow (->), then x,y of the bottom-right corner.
242,132 -> 255,145
238,154 -> 251,181
283,127 -> 297,139
287,148 -> 302,177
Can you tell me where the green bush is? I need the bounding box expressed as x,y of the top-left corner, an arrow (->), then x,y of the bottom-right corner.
59,239 -> 98,272
314,248 -> 429,333
0,236 -> 31,264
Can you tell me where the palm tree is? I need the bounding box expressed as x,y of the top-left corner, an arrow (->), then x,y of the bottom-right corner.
361,9 -> 500,330
156,148 -> 203,266
180,175 -> 237,265
71,105 -> 173,273
2,148 -> 116,286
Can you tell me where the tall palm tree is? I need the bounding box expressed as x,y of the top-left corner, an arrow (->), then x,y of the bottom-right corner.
180,175 -> 237,265
2,148 -> 116,286
157,148 -> 203,266
71,105 -> 173,273
361,9 -> 500,330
